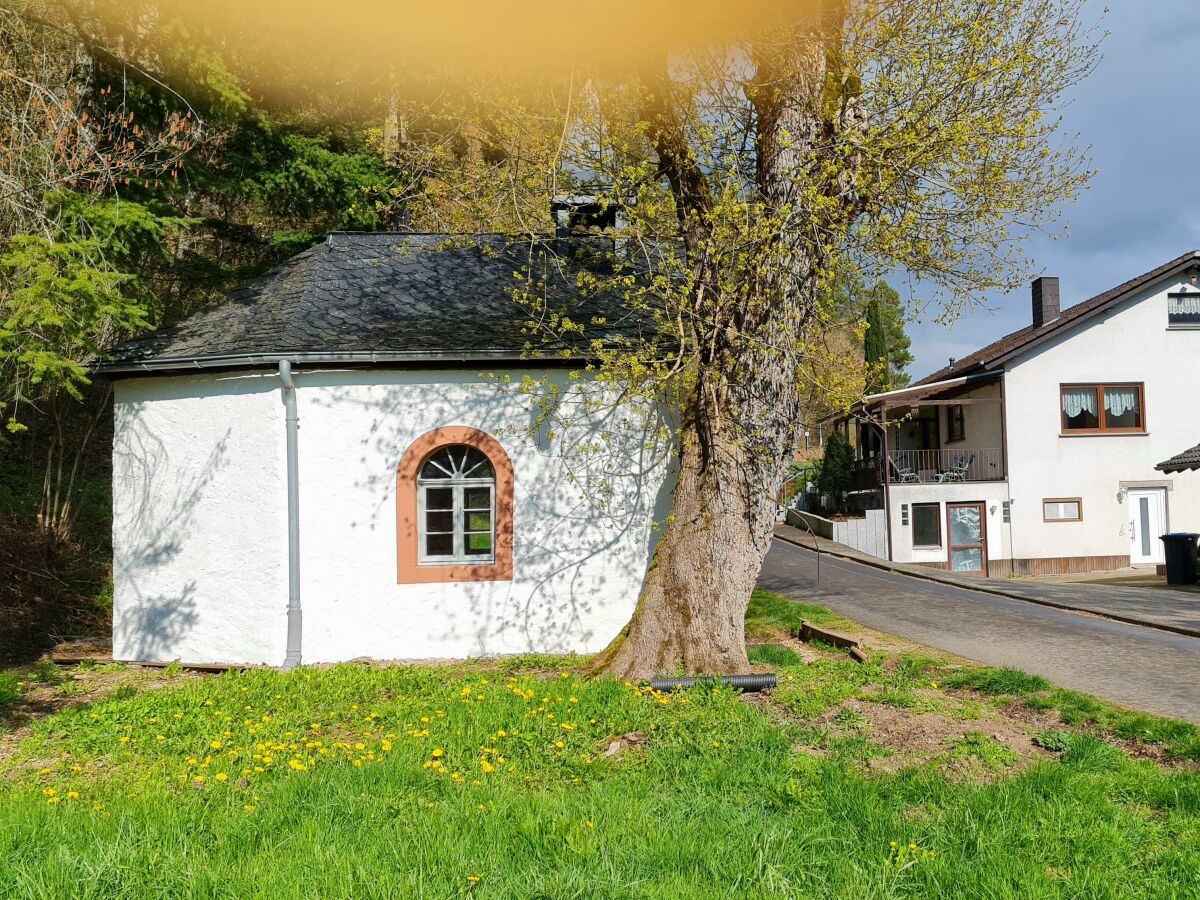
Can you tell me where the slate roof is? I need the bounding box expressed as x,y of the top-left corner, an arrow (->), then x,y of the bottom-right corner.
913,250 -> 1200,386
101,233 -> 656,374
1157,444 -> 1200,474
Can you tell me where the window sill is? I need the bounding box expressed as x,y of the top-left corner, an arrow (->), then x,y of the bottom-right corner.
1059,431 -> 1148,438
1166,324 -> 1200,330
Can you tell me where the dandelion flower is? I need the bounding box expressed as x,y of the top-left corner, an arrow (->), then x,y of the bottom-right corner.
215,773 -> 229,782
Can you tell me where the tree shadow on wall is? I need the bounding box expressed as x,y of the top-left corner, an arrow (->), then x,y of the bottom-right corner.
111,402 -> 230,658
111,582 -> 199,661
304,370 -> 677,655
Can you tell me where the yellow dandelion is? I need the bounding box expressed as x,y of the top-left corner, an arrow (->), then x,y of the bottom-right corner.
215,773 -> 229,782
210,740 -> 222,749
431,748 -> 445,758
66,791 -> 79,800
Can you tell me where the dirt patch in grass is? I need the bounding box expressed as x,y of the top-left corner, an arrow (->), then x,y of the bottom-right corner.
0,663 -> 205,763
810,695 -> 1049,778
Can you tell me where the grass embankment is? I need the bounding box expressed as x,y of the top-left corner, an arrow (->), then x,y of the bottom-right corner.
0,589 -> 1197,898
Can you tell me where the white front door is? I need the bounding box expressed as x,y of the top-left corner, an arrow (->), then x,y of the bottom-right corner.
1128,488 -> 1166,565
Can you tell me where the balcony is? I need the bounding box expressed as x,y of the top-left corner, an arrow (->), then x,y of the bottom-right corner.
886,448 -> 1005,484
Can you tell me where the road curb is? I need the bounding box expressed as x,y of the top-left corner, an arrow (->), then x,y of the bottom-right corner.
772,531 -> 1200,641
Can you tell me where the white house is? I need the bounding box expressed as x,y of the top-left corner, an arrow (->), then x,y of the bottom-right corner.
101,225 -> 674,667
831,251 -> 1200,576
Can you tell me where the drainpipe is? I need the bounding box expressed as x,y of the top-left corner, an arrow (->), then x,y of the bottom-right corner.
278,360 -> 302,669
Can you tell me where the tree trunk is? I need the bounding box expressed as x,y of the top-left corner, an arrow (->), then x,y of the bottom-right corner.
593,3 -> 858,680
591,400 -> 795,681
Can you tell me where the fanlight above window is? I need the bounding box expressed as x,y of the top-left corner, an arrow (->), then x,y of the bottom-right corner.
417,445 -> 496,564
419,445 -> 495,481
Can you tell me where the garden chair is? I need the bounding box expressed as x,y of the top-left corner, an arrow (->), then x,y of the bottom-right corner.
889,459 -> 921,484
936,454 -> 975,483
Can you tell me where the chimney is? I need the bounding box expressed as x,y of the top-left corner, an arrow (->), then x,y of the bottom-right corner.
1032,276 -> 1060,328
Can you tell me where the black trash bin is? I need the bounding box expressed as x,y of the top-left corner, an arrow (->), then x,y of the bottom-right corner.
1159,533 -> 1200,585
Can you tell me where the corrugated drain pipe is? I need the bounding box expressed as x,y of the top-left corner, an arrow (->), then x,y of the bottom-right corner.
278,360 -> 302,669
649,674 -> 776,693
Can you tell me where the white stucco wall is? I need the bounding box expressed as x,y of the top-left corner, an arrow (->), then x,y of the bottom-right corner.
1002,276 -> 1200,563
112,368 -> 675,665
887,481 -> 1010,567
112,374 -> 288,664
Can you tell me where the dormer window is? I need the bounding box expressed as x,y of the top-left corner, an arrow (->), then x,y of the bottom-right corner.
1168,291 -> 1200,327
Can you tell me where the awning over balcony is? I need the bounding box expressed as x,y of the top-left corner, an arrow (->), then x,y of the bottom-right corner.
827,371 -> 1003,425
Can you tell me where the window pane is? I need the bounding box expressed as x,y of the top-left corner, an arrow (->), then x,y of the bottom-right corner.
465,533 -> 493,555
466,510 -> 492,532
425,487 -> 453,510
425,533 -> 453,556
419,448 -> 456,479
461,448 -> 494,479
1044,501 -> 1080,521
949,506 -> 982,544
951,548 -> 983,572
1103,387 -> 1141,429
1062,387 -> 1099,430
464,487 -> 492,509
912,505 -> 940,546
425,510 -> 453,533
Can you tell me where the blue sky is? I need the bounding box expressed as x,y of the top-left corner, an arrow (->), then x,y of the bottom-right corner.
903,1 -> 1200,380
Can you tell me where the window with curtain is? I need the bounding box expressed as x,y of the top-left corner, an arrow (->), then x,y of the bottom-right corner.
417,445 -> 496,564
1168,292 -> 1200,326
1060,384 -> 1144,433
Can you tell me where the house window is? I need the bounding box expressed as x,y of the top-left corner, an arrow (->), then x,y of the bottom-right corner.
947,405 -> 965,442
1168,292 -> 1200,327
1043,498 -> 1082,522
396,427 -> 514,584
912,503 -> 941,547
418,446 -> 496,563
1060,384 -> 1144,433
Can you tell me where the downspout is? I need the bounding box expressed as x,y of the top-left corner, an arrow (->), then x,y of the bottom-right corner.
881,405 -> 893,563
278,360 -> 302,669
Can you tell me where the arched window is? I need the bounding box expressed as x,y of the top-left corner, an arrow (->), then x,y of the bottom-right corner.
418,445 -> 496,563
396,427 -> 514,584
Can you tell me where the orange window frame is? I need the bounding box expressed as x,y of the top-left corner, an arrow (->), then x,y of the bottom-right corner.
396,427 -> 514,584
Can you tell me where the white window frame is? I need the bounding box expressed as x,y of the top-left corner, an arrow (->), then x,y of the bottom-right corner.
417,448 -> 497,566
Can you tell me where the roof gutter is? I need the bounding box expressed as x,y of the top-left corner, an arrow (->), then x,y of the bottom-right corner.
94,348 -> 596,376
278,360 -> 302,670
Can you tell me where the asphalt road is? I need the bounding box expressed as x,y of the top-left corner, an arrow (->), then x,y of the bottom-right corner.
758,538 -> 1200,723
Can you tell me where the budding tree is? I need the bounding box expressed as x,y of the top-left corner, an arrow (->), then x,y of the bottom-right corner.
379,0 -> 1099,678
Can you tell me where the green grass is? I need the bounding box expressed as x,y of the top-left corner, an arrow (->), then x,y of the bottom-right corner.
744,587 -> 840,640
1,595 -> 1198,897
947,666 -> 1200,761
1,661 -> 1197,898
942,666 -> 1052,696
0,673 -> 21,709
747,643 -> 803,667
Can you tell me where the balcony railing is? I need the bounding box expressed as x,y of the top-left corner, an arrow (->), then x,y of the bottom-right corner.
887,448 -> 1004,484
